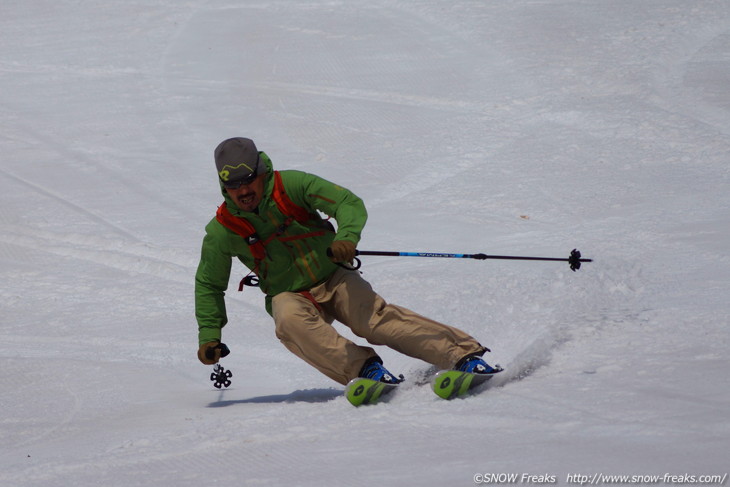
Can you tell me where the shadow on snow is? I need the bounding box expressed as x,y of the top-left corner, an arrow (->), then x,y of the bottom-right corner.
207,387 -> 342,407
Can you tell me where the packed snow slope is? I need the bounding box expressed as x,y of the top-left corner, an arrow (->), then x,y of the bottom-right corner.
1,1 -> 729,486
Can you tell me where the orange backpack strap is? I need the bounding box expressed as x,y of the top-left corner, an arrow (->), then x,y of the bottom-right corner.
272,171 -> 313,224
214,173 -> 334,291
215,202 -> 266,262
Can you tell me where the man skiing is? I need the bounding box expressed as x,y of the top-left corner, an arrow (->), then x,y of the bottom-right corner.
195,137 -> 497,386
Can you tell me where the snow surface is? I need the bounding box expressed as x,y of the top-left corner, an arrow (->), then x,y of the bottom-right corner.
1,1 -> 729,486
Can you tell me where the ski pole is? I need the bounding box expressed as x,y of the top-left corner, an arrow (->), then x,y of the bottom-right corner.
330,248 -> 592,271
211,364 -> 232,389
208,343 -> 233,389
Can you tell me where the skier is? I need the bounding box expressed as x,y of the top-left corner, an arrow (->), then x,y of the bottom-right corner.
195,137 -> 497,385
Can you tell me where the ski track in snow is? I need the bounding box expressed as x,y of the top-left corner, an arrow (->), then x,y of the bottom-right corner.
2,1 -> 729,485
0,168 -> 140,242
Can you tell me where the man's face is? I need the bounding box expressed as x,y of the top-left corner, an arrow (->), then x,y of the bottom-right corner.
225,172 -> 266,212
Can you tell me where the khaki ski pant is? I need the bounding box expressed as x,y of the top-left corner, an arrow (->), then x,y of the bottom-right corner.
271,267 -> 487,385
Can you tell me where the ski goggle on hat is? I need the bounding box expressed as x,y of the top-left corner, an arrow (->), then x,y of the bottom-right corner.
214,137 -> 264,189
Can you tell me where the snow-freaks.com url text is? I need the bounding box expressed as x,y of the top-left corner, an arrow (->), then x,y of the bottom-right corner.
473,473 -> 728,485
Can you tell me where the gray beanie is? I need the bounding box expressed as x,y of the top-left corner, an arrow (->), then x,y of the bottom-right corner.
214,137 -> 265,185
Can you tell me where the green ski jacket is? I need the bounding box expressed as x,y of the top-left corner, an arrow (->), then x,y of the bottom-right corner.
195,153 -> 367,345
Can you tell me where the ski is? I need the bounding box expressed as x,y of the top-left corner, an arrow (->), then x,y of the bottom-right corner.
345,366 -> 504,405
344,377 -> 399,406
431,366 -> 503,400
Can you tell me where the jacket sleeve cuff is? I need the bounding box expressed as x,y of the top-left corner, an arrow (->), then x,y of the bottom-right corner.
198,327 -> 222,346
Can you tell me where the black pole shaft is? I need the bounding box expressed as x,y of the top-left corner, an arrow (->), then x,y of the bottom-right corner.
356,250 -> 592,263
